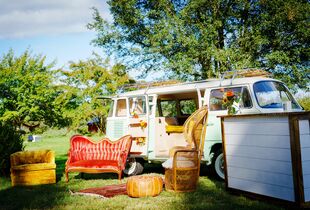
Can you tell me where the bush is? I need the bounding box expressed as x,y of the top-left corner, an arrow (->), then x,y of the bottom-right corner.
0,123 -> 24,176
32,124 -> 49,135
77,125 -> 91,135
298,97 -> 310,111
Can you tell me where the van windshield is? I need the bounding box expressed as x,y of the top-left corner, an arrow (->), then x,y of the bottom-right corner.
253,81 -> 300,109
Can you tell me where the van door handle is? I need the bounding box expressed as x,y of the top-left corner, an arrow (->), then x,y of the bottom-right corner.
207,123 -> 214,126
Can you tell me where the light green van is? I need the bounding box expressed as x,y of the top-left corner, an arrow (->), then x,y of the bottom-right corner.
105,70 -> 303,179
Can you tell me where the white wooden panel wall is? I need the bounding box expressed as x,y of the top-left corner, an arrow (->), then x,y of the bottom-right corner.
299,120 -> 310,201
224,116 -> 295,202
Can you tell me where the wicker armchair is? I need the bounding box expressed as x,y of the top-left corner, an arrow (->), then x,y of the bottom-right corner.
163,105 -> 208,192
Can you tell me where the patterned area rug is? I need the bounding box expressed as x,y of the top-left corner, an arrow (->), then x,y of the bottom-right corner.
70,183 -> 127,199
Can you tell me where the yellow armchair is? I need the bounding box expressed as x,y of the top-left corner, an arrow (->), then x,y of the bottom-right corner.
10,150 -> 56,186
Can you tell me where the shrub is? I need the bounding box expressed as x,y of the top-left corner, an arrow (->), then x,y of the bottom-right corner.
77,125 -> 90,135
0,123 -> 24,176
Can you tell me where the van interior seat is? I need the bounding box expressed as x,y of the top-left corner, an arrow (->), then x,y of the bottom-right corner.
165,117 -> 179,126
165,117 -> 183,134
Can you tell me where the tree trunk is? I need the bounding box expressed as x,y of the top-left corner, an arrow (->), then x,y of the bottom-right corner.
199,56 -> 212,79
218,26 -> 225,49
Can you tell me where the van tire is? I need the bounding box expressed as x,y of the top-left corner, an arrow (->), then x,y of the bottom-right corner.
123,158 -> 144,176
212,149 -> 225,180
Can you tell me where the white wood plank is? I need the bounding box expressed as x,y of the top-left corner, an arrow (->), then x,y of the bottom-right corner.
299,120 -> 310,135
300,134 -> 310,148
224,122 -> 290,135
301,148 -> 310,161
304,188 -> 310,202
227,166 -> 294,188
228,177 -> 295,202
225,134 -> 290,149
303,175 -> 310,189
226,156 -> 292,175
302,161 -> 310,175
226,145 -> 292,162
225,116 -> 288,124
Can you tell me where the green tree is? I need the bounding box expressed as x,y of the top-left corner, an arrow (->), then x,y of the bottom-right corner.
88,0 -> 309,88
0,50 -> 65,132
57,55 -> 132,133
235,0 -> 310,90
0,123 -> 24,175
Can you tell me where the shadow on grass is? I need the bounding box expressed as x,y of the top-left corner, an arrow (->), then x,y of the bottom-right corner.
178,175 -> 283,210
155,163 -> 283,210
74,162 -> 166,181
0,184 -> 67,210
76,173 -> 120,180
0,162 -> 285,210
55,154 -> 68,182
142,162 -> 165,175
0,154 -> 69,209
71,162 -> 165,181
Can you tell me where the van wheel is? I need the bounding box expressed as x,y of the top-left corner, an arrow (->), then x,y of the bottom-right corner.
212,150 -> 225,180
123,158 -> 144,176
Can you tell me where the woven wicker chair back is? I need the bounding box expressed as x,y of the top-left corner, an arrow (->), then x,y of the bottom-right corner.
183,105 -> 208,151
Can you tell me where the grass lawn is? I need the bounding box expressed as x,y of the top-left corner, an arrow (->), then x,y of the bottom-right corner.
0,130 -> 285,210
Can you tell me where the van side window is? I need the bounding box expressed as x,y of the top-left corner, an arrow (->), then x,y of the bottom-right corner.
116,99 -> 127,117
148,96 -> 154,116
160,100 -> 177,117
180,99 -> 196,115
241,88 -> 252,108
209,87 -> 252,111
129,97 -> 147,116
108,100 -> 114,117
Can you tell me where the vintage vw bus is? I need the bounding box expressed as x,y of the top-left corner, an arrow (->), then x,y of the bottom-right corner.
104,70 -> 303,179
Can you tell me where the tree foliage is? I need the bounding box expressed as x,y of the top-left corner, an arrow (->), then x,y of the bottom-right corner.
0,123 -> 24,175
57,55 -> 132,133
0,50 -> 66,132
88,0 -> 309,89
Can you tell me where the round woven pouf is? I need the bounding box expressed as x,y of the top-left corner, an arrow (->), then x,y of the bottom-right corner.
126,175 -> 163,198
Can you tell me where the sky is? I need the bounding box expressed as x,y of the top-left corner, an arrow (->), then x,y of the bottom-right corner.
0,0 -> 112,69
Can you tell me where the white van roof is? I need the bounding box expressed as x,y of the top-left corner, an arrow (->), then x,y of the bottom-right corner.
116,77 -> 279,97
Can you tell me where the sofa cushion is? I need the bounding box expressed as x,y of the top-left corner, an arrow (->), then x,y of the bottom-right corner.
165,125 -> 183,133
12,163 -> 56,171
68,160 -> 120,169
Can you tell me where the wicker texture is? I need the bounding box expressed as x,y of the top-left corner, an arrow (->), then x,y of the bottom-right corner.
164,106 -> 208,192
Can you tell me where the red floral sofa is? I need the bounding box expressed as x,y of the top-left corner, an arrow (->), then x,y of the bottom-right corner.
65,135 -> 132,181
